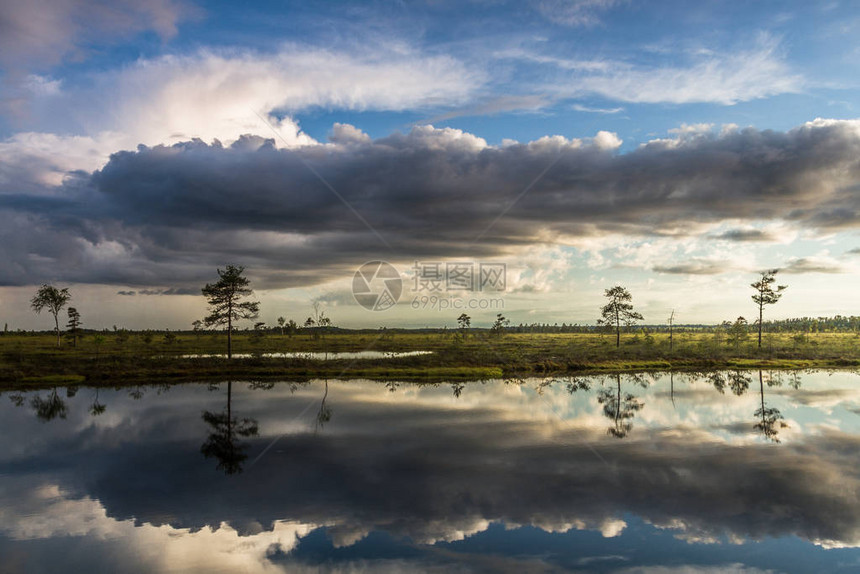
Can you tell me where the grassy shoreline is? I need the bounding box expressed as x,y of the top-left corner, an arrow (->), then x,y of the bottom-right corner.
2,330 -> 859,390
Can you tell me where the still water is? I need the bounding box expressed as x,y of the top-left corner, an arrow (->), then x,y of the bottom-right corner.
1,370 -> 859,573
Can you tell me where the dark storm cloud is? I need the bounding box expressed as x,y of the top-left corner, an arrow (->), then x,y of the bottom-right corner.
710,229 -> 775,242
114,287 -> 199,296
2,120 -> 860,288
780,257 -> 844,274
138,287 -> 197,295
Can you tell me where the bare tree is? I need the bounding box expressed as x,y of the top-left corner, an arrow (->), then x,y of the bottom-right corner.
751,270 -> 787,348
30,285 -> 71,347
667,309 -> 675,352
312,302 -> 331,328
598,286 -> 644,348
305,302 -> 332,340
202,265 -> 260,359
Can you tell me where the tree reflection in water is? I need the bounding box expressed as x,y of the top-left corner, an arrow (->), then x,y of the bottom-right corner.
315,379 -> 332,431
597,373 -> 646,439
200,381 -> 259,475
754,370 -> 789,443
728,370 -> 752,396
703,369 -> 791,442
30,387 -> 67,422
451,382 -> 465,398
707,371 -> 727,394
1,368 -> 804,448
565,377 -> 591,394
89,388 -> 106,416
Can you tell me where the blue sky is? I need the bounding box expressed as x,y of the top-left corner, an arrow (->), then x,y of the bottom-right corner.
1,0 -> 860,329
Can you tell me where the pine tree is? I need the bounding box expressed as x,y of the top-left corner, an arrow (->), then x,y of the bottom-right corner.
751,270 -> 787,348
597,286 -> 644,348
66,307 -> 82,348
202,265 -> 260,358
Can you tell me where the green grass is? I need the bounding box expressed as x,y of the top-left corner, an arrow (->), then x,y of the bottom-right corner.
1,329 -> 859,389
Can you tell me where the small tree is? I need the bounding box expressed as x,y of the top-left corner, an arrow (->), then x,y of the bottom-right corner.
597,285 -> 644,348
277,316 -> 286,335
31,285 -> 71,347
92,334 -> 105,357
66,307 -> 82,348
490,313 -> 509,337
250,321 -> 267,345
304,316 -> 316,339
726,316 -> 749,350
751,270 -> 787,349
457,313 -> 471,338
312,302 -> 332,333
305,303 -> 331,340
202,265 -> 260,359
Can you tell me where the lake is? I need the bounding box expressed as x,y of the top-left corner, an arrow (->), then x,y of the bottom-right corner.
1,370 -> 859,573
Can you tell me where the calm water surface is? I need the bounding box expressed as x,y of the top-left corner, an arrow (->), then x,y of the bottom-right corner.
1,370 -> 859,573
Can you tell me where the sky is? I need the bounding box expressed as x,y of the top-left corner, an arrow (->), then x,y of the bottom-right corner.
1,0 -> 860,329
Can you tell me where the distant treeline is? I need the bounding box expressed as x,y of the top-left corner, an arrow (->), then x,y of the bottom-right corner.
744,315 -> 860,333
6,315 -> 860,336
507,315 -> 860,334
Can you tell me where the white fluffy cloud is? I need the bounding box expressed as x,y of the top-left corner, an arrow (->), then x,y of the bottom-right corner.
101,46 -> 482,146
0,482 -> 316,573
0,43 -> 484,192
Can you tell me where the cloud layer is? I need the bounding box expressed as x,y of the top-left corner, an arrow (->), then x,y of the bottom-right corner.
0,0 -> 195,73
1,119 -> 860,288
